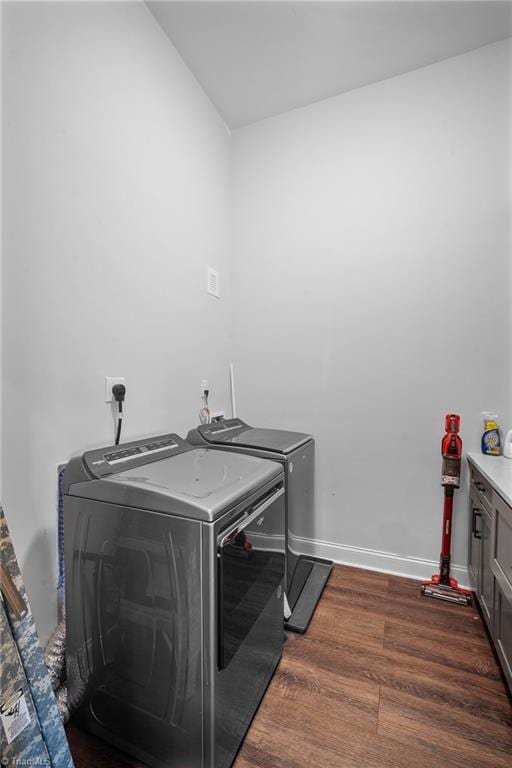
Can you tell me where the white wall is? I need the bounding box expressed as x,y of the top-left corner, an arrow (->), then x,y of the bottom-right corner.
2,1 -> 232,644
3,4 -> 511,646
231,39 -> 512,581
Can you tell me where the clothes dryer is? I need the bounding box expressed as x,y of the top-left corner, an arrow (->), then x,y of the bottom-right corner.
187,419 -> 332,633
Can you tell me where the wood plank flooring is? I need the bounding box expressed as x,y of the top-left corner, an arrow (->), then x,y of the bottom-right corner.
66,565 -> 512,768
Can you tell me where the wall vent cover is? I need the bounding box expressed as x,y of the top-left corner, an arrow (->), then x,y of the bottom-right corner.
207,266 -> 220,298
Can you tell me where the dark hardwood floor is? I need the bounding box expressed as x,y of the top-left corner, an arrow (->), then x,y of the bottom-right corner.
66,565 -> 512,768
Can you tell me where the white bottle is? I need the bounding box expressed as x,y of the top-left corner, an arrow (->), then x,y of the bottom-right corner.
504,429 -> 512,459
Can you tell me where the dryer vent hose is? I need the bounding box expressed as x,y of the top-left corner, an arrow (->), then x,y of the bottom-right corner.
45,619 -> 66,691
45,619 -> 69,722
45,617 -> 85,723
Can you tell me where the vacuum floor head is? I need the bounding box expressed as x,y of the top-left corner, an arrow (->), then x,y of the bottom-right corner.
421,582 -> 471,606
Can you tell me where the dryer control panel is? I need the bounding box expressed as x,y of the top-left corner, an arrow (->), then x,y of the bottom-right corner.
82,434 -> 193,478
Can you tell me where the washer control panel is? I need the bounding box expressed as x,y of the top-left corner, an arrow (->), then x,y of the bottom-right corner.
199,419 -> 248,441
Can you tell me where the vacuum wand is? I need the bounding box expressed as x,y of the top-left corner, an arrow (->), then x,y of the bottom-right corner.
439,488 -> 455,585
421,414 -> 471,606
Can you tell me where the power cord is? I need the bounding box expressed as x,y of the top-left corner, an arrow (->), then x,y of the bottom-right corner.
112,384 -> 126,445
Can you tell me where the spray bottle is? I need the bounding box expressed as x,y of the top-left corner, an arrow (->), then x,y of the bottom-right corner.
504,429 -> 512,459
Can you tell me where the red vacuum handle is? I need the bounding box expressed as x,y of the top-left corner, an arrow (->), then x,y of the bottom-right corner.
445,414 -> 460,435
441,413 -> 462,487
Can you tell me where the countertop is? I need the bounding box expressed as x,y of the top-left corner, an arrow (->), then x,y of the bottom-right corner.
467,452 -> 512,507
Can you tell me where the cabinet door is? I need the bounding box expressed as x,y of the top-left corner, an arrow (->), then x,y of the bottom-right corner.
492,492 -> 512,588
470,466 -> 493,514
479,507 -> 494,631
468,493 -> 482,592
494,578 -> 512,693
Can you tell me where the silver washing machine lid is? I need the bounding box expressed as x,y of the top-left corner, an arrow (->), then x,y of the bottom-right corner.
202,425 -> 311,454
223,428 -> 311,454
68,448 -> 283,521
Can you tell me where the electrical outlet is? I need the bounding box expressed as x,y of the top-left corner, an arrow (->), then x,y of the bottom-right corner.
105,377 -> 126,403
201,379 -> 209,395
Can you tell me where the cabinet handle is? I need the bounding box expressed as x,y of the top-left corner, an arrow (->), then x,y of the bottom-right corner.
475,482 -> 487,494
472,508 -> 482,539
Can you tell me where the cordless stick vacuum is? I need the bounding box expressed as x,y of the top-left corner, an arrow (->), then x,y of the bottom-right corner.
421,414 -> 471,606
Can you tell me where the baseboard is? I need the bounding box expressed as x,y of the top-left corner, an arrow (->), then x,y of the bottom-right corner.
289,533 -> 470,589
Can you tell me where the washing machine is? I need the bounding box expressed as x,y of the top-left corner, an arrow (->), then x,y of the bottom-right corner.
187,419 -> 332,633
63,433 -> 285,768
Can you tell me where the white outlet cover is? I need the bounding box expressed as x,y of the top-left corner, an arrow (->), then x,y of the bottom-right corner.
105,377 -> 126,403
207,266 -> 220,297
